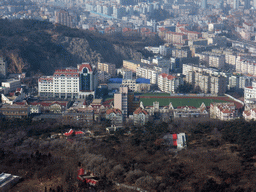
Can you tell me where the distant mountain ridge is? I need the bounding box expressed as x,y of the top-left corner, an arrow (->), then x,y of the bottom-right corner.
0,19 -> 154,76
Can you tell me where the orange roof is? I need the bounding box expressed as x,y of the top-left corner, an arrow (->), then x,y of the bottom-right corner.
78,63 -> 92,72
244,22 -> 252,26
159,27 -> 168,32
159,73 -> 168,78
243,110 -> 251,116
221,109 -> 231,114
134,107 -> 148,115
167,74 -> 176,80
106,108 -> 122,115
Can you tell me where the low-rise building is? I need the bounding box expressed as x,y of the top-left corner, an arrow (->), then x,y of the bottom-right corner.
173,104 -> 208,118
133,107 -> 149,126
0,173 -> 20,191
0,104 -> 30,118
1,79 -> 21,93
210,102 -> 237,121
106,108 -> 123,125
243,108 -> 256,121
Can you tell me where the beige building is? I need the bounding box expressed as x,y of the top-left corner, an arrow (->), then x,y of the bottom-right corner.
195,52 -> 225,69
165,32 -> 188,45
208,54 -> 225,69
114,85 -> 129,117
123,60 -> 142,72
183,64 -> 227,95
195,72 -> 210,93
225,53 -> 237,67
97,62 -> 116,77
0,105 -> 30,119
122,79 -> 151,92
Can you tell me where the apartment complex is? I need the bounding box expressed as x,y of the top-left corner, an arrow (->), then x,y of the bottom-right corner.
97,62 -> 116,77
38,63 -> 98,99
136,65 -> 169,84
164,32 -> 188,45
195,52 -> 225,69
183,64 -> 227,95
158,73 -> 183,93
236,56 -> 256,76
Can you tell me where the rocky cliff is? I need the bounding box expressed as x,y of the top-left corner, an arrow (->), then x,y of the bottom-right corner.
0,19 -> 155,76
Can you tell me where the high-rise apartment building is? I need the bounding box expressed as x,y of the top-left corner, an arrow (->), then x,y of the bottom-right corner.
158,73 -> 182,93
210,75 -> 227,96
0,57 -> 7,78
233,0 -> 239,9
114,85 -> 129,117
201,0 -> 207,8
244,0 -> 251,9
55,10 -> 73,28
97,62 -> 116,77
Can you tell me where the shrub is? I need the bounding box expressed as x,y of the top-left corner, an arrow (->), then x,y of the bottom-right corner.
135,176 -> 158,190
125,169 -> 146,183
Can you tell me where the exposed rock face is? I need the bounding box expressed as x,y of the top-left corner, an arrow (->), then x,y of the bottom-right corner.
0,19 -> 146,76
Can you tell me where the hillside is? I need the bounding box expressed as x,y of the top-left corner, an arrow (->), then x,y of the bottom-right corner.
0,19 -> 156,75
1,118 -> 256,191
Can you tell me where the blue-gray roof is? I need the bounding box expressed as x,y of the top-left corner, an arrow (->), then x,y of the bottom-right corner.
109,78 -> 123,84
136,78 -> 150,84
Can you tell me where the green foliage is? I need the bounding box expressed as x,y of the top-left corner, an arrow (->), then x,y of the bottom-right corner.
175,82 -> 194,94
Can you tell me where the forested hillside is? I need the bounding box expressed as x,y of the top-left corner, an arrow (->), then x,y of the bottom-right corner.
1,118 -> 256,191
0,19 -> 156,75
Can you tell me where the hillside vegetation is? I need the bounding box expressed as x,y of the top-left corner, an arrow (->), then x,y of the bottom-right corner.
0,118 -> 256,191
0,19 -> 156,75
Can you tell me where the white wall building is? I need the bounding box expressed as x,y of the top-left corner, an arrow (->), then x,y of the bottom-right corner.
2,79 -> 21,92
244,81 -> 256,104
38,63 -> 97,99
158,73 -> 182,93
